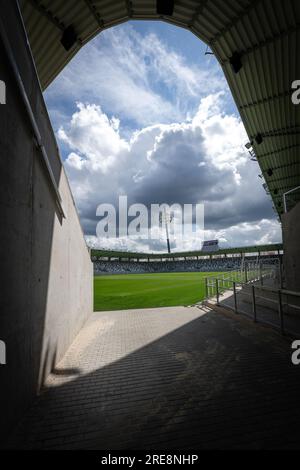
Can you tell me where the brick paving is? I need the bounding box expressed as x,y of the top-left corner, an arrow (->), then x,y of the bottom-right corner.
5,305 -> 300,449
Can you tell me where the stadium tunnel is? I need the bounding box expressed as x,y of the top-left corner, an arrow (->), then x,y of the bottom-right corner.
0,0 -> 300,440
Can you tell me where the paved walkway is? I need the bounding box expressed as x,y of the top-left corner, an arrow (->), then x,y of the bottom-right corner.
6,306 -> 300,449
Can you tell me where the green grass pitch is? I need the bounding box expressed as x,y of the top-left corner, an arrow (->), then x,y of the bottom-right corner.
94,271 -> 225,311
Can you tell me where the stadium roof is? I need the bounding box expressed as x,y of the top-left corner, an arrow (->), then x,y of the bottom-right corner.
91,243 -> 283,260
19,0 -> 300,215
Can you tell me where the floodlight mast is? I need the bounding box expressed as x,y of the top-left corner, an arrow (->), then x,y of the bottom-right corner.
163,207 -> 171,254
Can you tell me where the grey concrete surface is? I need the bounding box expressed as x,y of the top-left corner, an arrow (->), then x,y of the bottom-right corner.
282,201 -> 300,291
0,1 -> 93,441
5,306 -> 300,450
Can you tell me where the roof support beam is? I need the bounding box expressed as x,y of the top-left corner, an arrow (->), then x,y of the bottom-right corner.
126,0 -> 134,18
82,0 -> 104,27
27,0 -> 65,31
263,161 -> 300,173
267,174 -> 300,185
271,184 -> 300,193
221,24 -> 300,66
258,143 -> 300,160
188,0 -> 209,28
250,125 -> 300,141
210,0 -> 264,45
27,0 -> 82,47
239,90 -> 292,111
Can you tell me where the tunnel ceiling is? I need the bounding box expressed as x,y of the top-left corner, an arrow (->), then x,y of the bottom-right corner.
19,0 -> 300,216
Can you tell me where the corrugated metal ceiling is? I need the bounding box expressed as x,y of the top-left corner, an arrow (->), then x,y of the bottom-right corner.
19,0 -> 300,216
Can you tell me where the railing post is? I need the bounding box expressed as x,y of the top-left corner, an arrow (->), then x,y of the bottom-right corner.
283,193 -> 287,213
279,257 -> 283,289
278,291 -> 284,335
233,282 -> 238,313
259,261 -> 263,286
216,279 -> 219,305
205,277 -> 208,299
252,285 -> 257,322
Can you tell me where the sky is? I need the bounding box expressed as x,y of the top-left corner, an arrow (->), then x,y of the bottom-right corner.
44,21 -> 282,253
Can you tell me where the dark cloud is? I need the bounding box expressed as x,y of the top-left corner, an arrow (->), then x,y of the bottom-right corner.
61,99 -> 281,250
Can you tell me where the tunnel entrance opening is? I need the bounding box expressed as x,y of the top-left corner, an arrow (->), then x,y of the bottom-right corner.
1,0 -> 299,447
42,17 -> 282,312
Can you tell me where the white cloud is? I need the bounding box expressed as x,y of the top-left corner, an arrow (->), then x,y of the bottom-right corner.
45,25 -> 226,128
45,22 -> 281,252
85,218 -> 282,253
59,96 -> 282,252
58,103 -> 128,174
192,93 -> 248,173
204,219 -> 282,249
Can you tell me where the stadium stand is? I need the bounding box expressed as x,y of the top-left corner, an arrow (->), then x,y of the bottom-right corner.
94,255 -> 278,275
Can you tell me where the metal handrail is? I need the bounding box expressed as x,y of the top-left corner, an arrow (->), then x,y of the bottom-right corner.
205,274 -> 300,335
234,281 -> 300,299
283,185 -> 300,213
207,275 -> 300,299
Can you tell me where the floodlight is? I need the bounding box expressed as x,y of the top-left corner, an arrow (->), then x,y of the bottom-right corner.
229,52 -> 243,74
262,183 -> 270,194
61,25 -> 77,51
255,133 -> 263,145
157,0 -> 174,15
205,45 -> 214,55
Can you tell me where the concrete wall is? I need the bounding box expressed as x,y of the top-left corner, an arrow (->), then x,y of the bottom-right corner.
0,0 -> 93,441
282,201 -> 300,291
